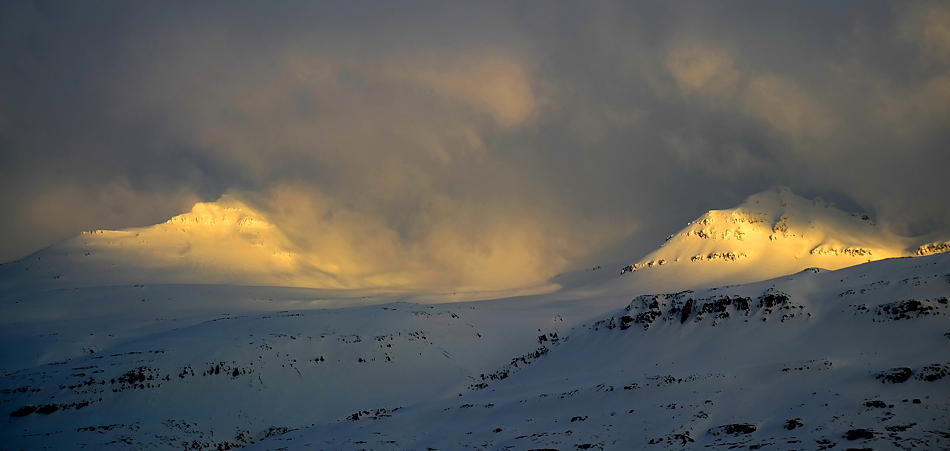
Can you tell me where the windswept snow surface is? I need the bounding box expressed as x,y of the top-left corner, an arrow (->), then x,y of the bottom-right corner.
247,254 -> 950,451
2,255 -> 949,450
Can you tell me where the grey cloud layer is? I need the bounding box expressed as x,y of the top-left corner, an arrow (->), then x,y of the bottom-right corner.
1,1 -> 948,289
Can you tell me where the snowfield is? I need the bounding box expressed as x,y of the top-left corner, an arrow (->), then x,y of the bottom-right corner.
1,188 -> 948,450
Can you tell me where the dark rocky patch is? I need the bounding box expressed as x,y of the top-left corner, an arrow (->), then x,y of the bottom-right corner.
782,359 -> 833,372
475,342 -> 555,385
610,288 -> 804,331
35,403 -> 59,414
885,423 -> 916,432
680,299 -> 694,324
9,405 -> 37,417
870,298 -> 945,321
346,407 -> 401,421
844,429 -> 874,440
671,432 -> 694,445
758,290 -> 790,310
876,367 -> 913,383
618,315 -> 634,330
575,443 -> 602,450
648,430 -> 694,446
1,385 -> 38,395
915,363 -> 948,382
708,423 -> 756,436
633,302 -> 663,330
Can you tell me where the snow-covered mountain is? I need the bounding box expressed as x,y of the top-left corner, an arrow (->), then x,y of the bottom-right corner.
599,186 -> 950,295
0,195 -> 350,297
2,187 -> 949,451
4,186 -> 946,300
0,195 -> 563,300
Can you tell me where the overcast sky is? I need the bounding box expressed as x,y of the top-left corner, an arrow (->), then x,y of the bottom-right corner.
2,1 -> 949,290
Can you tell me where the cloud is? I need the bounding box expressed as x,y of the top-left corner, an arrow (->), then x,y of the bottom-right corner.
566,98 -> 644,145
875,74 -> 950,136
103,46 -> 622,290
1,1 -> 949,288
240,183 -> 629,291
741,74 -> 837,141
665,42 -> 740,99
900,2 -> 950,69
384,52 -> 540,129
664,132 -> 769,180
665,41 -> 837,142
161,51 -> 541,180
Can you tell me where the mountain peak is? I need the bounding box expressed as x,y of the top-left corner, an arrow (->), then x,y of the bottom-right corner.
0,195 -> 346,294
741,185 -> 835,212
163,195 -> 275,230
734,186 -> 874,225
617,187 -> 915,289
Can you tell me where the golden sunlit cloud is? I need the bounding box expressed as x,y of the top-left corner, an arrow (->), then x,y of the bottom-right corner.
242,183 -> 632,292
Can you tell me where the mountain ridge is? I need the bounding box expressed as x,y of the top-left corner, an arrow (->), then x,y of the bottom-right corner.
587,187 -> 950,296
3,187 -> 948,299
0,195 -> 354,295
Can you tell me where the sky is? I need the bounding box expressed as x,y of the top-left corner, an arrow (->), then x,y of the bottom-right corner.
1,1 -> 949,291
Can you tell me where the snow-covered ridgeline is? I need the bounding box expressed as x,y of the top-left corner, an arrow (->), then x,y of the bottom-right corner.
621,187 -> 949,281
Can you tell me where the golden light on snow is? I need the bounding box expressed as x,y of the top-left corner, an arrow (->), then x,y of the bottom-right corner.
52,187 -> 624,293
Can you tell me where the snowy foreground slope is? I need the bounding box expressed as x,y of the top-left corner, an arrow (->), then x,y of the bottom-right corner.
248,253 -> 950,451
2,255 -> 949,450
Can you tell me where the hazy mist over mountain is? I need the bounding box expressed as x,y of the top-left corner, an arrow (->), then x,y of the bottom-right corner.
2,1 -> 950,292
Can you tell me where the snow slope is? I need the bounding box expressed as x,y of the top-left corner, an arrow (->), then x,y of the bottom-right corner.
249,253 -> 950,451
2,253 -> 949,451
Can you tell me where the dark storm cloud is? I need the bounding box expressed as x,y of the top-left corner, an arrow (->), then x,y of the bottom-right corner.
1,1 -> 948,289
